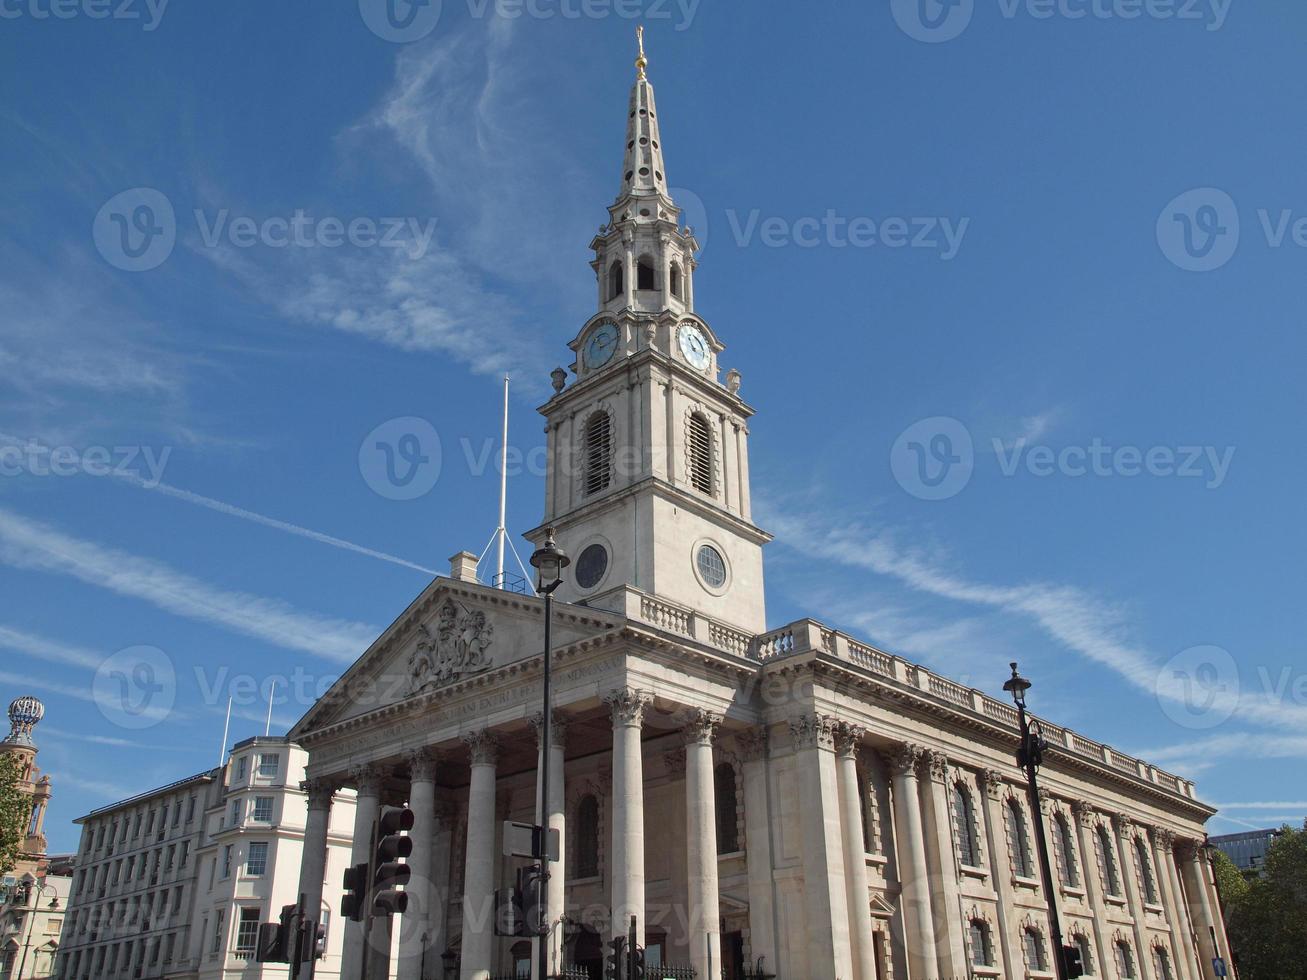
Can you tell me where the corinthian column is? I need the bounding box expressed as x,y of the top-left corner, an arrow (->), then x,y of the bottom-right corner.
1071,801 -> 1111,980
1114,816 -> 1156,980
886,744 -> 938,980
1152,828 -> 1196,980
683,709 -> 723,980
791,714 -> 853,980
920,749 -> 967,975
296,777 -> 336,943
738,729 -> 777,974
344,764 -> 383,980
605,688 -> 649,947
399,748 -> 439,980
834,724 -> 875,980
530,711 -> 568,980
979,770 -> 1020,978
1177,838 -> 1229,974
460,731 -> 499,980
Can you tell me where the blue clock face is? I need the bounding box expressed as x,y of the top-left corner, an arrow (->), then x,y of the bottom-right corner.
585,323 -> 619,369
678,322 -> 710,370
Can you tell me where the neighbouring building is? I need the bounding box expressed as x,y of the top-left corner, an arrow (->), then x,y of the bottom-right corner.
53,738 -> 356,980
1,867 -> 71,979
1209,829 -> 1282,878
284,33 -> 1236,980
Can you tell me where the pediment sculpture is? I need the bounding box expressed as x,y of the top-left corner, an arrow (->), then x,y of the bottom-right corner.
406,599 -> 494,694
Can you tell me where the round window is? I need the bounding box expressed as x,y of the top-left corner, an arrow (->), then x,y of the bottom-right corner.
575,543 -> 609,590
696,544 -> 727,589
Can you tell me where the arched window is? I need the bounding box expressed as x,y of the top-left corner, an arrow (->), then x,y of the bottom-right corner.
1097,825 -> 1122,896
687,412 -> 714,494
1007,799 -> 1033,877
968,920 -> 992,967
953,782 -> 979,867
1153,945 -> 1174,980
1115,939 -> 1136,978
1053,811 -> 1080,887
1073,933 -> 1094,975
1135,837 -> 1159,903
714,763 -> 739,854
583,411 -> 612,496
609,260 -> 624,300
637,255 -> 656,291
574,795 -> 599,878
670,261 -> 683,298
1022,927 -> 1046,972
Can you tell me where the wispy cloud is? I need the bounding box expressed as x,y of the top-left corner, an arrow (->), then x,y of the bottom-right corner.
762,506 -> 1307,733
0,624 -> 103,670
0,507 -> 378,662
1212,801 -> 1307,810
992,409 -> 1061,452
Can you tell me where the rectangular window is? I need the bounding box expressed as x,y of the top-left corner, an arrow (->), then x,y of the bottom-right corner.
252,797 -> 273,822
229,800 -> 242,827
221,845 -> 232,878
236,756 -> 247,780
172,802 -> 181,827
164,933 -> 176,963
172,887 -> 184,915
179,840 -> 190,867
165,845 -> 175,871
245,842 -> 269,877
257,753 -> 280,778
235,907 -> 260,955
186,795 -> 197,823
211,910 -> 225,955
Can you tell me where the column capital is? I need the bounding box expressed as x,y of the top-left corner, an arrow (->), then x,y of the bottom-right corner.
885,742 -> 925,776
349,763 -> 386,798
1151,826 -> 1175,848
978,768 -> 1008,799
301,778 -> 338,811
922,748 -> 950,783
604,687 -> 650,727
406,747 -> 440,782
1112,813 -> 1135,835
462,729 -> 500,766
736,726 -> 769,762
833,722 -> 866,759
1174,837 -> 1203,861
682,708 -> 722,747
789,713 -> 837,750
529,710 -> 570,748
1071,798 -> 1096,821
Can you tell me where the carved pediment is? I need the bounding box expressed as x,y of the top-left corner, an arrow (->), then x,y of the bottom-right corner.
406,598 -> 495,695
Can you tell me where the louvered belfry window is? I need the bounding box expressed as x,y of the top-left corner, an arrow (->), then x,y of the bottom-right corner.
688,412 -> 714,494
584,411 -> 612,496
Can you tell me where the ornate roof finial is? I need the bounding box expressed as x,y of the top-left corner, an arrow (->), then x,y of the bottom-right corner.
635,24 -> 647,79
4,696 -> 45,747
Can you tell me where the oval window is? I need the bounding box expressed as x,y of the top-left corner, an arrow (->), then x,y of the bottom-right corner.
575,543 -> 609,590
696,545 -> 727,589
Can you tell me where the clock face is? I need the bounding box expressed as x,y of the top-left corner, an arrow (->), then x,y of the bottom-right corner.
677,322 -> 710,370
584,322 -> 619,369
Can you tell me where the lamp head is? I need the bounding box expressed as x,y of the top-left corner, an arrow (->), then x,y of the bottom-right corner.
1002,661 -> 1032,707
529,527 -> 571,593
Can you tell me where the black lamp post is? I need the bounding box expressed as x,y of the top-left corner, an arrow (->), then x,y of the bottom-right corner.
1004,662 -> 1070,980
529,527 -> 569,980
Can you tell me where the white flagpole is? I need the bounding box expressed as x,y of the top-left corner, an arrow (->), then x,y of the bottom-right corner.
218,696 -> 232,768
264,681 -> 276,737
496,374 -> 510,589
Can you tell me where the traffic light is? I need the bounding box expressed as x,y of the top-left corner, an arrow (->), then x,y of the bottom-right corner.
341,862 -> 369,922
255,905 -> 295,963
1062,944 -> 1085,979
372,805 -> 414,916
605,937 -> 626,980
628,945 -> 645,980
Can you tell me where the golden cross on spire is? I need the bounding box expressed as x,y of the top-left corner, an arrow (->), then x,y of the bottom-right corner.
636,25 -> 647,79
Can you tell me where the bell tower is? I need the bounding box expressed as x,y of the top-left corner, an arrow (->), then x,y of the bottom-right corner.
527,31 -> 771,632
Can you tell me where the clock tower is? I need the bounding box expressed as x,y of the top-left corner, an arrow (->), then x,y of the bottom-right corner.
526,30 -> 770,632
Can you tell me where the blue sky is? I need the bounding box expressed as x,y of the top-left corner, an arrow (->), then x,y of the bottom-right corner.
2,0 -> 1305,853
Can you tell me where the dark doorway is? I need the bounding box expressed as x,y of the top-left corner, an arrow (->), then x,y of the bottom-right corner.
723,931 -> 746,980
572,925 -> 603,980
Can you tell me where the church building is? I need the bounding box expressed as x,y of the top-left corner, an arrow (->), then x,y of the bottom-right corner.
288,35 -> 1232,980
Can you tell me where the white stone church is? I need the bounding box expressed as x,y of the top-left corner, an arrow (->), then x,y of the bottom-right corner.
289,36 -> 1232,980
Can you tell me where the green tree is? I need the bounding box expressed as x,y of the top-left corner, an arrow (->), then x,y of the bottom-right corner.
1219,822 -> 1307,980
0,753 -> 33,877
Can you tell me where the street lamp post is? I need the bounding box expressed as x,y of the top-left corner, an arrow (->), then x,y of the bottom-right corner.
14,875 -> 59,980
529,528 -> 569,980
1004,662 -> 1071,980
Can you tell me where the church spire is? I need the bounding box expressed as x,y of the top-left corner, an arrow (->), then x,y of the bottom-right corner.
617,25 -> 671,206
